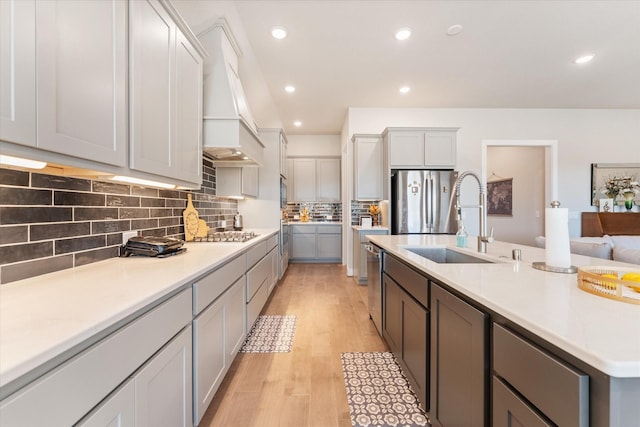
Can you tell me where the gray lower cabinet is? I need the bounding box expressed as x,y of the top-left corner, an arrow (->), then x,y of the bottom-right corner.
493,324 -> 588,427
430,283 -> 487,427
382,255 -> 429,410
290,224 -> 342,262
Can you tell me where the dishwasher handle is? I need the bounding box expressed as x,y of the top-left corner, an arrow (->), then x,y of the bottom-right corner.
364,244 -> 381,258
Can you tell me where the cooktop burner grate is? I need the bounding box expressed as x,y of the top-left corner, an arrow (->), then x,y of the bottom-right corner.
192,231 -> 258,243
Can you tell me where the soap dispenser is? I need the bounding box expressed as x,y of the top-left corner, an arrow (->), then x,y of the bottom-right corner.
456,220 -> 468,248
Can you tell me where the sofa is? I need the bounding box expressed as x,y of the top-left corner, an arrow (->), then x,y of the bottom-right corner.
534,235 -> 640,265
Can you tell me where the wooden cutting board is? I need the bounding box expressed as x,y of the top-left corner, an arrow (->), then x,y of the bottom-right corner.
183,193 -> 200,241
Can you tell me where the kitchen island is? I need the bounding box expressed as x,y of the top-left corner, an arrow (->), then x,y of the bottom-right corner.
0,229 -> 279,426
368,234 -> 640,427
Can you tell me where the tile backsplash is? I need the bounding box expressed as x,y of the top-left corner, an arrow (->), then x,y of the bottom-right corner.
0,157 -> 237,284
285,202 -> 342,222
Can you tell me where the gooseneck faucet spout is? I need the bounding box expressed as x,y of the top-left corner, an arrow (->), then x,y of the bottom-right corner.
454,171 -> 494,253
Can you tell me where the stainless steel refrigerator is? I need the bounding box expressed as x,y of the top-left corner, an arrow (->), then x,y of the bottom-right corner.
391,169 -> 458,234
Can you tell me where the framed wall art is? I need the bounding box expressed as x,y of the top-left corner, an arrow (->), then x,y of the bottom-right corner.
487,178 -> 513,216
591,163 -> 640,206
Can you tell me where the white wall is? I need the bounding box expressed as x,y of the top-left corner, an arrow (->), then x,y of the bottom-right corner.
287,135 -> 341,157
346,107 -> 640,236
487,146 -> 545,245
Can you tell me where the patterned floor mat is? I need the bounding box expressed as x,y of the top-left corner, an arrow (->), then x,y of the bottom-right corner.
240,315 -> 297,353
341,352 -> 429,427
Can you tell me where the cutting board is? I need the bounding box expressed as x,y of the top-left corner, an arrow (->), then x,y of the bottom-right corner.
183,193 -> 200,241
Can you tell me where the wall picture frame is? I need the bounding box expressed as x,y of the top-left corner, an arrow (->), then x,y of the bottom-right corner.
487,178 -> 513,216
591,163 -> 640,206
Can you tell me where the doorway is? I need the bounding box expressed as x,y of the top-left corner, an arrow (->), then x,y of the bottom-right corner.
481,140 -> 558,246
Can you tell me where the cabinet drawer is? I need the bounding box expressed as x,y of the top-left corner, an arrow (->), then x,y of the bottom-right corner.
193,255 -> 245,314
359,229 -> 386,242
246,240 -> 267,269
0,288 -> 192,427
247,278 -> 269,329
291,225 -> 315,234
317,224 -> 341,234
383,253 -> 428,307
267,234 -> 278,251
492,376 -> 552,427
493,324 -> 588,427
247,256 -> 270,302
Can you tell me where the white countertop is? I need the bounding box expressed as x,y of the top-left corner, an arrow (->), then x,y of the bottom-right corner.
0,229 -> 278,392
367,234 -> 640,378
287,221 -> 342,225
352,225 -> 389,231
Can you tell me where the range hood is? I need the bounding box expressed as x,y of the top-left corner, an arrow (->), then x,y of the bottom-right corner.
198,18 -> 264,167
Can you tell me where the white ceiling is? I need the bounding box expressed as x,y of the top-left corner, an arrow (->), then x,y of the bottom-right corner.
173,0 -> 640,135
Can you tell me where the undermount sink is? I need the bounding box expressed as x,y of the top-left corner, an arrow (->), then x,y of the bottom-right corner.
404,247 -> 496,264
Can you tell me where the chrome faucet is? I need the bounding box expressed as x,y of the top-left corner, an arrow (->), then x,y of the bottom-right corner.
454,171 -> 494,253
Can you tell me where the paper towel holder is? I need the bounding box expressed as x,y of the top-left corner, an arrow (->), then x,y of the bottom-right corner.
532,200 -> 578,274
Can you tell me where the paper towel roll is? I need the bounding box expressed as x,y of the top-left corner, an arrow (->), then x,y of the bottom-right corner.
545,206 -> 571,268
379,200 -> 389,227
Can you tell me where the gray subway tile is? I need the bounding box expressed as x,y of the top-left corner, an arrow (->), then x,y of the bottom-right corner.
31,222 -> 91,241
75,246 -> 119,267
0,241 -> 53,264
119,207 -> 150,219
1,255 -> 73,284
74,207 -> 119,221
0,207 -> 72,224
32,173 -> 91,191
0,168 -> 29,186
131,218 -> 159,230
0,226 -> 28,244
0,187 -> 52,205
107,194 -> 141,207
92,181 -> 130,195
55,235 -> 105,255
92,220 -> 131,234
55,191 -> 105,206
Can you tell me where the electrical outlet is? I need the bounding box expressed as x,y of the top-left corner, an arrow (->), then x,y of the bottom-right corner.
326,215 -> 332,220
122,231 -> 138,245
220,220 -> 227,228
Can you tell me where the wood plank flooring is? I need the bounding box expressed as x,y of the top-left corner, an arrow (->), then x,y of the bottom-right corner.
198,263 -> 389,427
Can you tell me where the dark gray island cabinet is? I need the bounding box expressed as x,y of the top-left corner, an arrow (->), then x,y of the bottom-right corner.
381,251 -> 639,427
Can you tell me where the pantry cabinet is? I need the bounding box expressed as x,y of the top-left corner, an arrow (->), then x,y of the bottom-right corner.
384,128 -> 458,169
130,0 -> 203,185
289,158 -> 341,202
352,134 -> 384,200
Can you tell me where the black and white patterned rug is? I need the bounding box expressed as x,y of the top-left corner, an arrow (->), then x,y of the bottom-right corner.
341,352 -> 429,427
240,315 -> 297,353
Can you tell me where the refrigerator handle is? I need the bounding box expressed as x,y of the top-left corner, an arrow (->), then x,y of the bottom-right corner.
425,173 -> 432,231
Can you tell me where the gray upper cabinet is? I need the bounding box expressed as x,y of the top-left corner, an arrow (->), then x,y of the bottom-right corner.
384,127 -> 458,169
0,0 -> 204,189
289,158 -> 341,202
0,0 -> 127,166
352,134 -> 383,200
130,0 -> 203,185
0,0 -> 36,146
216,166 -> 259,198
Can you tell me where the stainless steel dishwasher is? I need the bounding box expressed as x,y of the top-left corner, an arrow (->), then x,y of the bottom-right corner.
364,243 -> 382,335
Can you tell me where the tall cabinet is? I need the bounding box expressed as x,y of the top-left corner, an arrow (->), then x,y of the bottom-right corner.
352,134 -> 384,200
130,0 -> 203,184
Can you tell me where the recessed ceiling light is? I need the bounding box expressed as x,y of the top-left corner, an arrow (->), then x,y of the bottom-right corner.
395,28 -> 412,41
446,24 -> 463,36
399,86 -> 410,94
294,121 -> 302,127
285,85 -> 296,93
271,26 -> 287,40
574,54 -> 595,64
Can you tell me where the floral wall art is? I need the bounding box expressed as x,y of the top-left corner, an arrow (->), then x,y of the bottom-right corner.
591,163 -> 640,211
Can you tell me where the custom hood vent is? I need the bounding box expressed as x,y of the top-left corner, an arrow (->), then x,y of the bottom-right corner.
198,18 -> 264,167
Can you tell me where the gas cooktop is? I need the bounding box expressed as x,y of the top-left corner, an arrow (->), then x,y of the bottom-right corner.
192,231 -> 258,243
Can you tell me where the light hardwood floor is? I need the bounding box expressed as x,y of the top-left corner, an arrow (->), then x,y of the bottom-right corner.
199,263 -> 389,427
